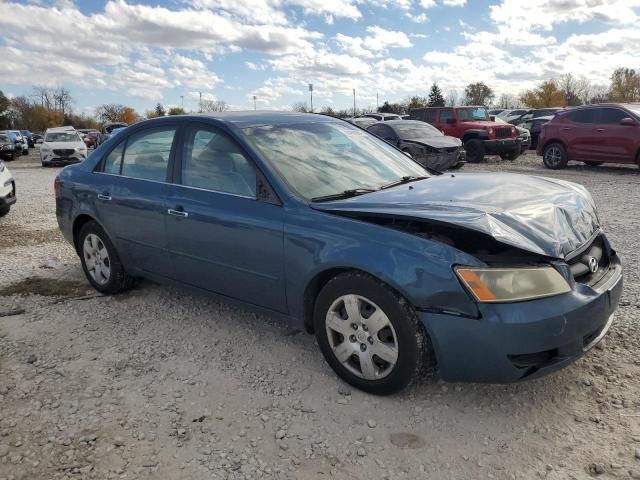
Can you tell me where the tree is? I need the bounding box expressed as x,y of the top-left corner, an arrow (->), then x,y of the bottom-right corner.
201,100 -> 229,112
378,101 -> 404,114
154,103 -> 166,117
427,83 -> 445,107
608,68 -> 640,102
496,93 -> 520,109
445,90 -> 459,107
168,107 -> 186,115
519,80 -> 565,108
119,107 -> 140,124
464,82 -> 495,106
557,73 -> 584,106
53,87 -> 73,116
0,90 -> 11,129
291,101 -> 310,113
95,104 -> 139,124
405,96 -> 428,111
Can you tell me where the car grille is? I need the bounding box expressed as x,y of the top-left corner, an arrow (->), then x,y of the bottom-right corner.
53,149 -> 75,156
567,235 -> 609,286
495,127 -> 512,139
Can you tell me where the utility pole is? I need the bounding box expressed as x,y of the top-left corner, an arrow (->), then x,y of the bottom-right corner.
253,95 -> 257,111
353,88 -> 356,117
309,84 -> 313,113
376,92 -> 379,112
180,95 -> 184,109
199,92 -> 202,113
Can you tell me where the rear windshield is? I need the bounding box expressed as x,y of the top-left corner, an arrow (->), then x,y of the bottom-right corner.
45,132 -> 81,143
392,122 -> 443,139
457,108 -> 490,121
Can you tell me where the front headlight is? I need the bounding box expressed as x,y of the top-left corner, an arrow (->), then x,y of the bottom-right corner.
455,266 -> 571,303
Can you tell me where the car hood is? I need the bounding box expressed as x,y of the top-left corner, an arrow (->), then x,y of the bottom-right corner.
43,142 -> 85,149
404,136 -> 461,149
311,172 -> 600,259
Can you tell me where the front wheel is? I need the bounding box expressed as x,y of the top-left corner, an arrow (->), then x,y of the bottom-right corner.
463,139 -> 485,163
314,272 -> 433,395
542,142 -> 568,169
78,221 -> 134,294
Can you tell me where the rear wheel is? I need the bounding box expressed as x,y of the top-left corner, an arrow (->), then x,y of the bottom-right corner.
542,142 -> 568,169
314,272 -> 433,395
584,161 -> 603,167
78,221 -> 134,294
0,205 -> 10,217
464,139 -> 485,163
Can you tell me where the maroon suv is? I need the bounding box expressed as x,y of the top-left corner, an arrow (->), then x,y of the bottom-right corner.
537,104 -> 640,169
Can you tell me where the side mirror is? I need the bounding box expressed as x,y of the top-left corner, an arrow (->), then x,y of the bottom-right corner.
489,115 -> 495,121
620,117 -> 636,126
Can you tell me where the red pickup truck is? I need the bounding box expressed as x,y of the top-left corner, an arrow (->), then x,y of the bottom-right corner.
409,106 -> 521,163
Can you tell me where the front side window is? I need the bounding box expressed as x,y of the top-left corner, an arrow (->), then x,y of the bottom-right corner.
566,109 -> 596,124
181,126 -> 256,197
457,108 -> 490,121
244,121 -> 426,200
598,108 -> 628,125
121,128 -> 175,182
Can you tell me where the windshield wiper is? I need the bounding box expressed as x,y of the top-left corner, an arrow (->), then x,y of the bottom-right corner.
379,175 -> 429,190
311,188 -> 377,202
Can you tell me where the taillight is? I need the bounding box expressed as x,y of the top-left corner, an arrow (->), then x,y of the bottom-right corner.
54,176 -> 61,198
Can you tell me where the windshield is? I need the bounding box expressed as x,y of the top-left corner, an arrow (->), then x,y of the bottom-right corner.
392,122 -> 443,139
457,108 -> 490,121
45,132 -> 81,143
244,121 -> 427,200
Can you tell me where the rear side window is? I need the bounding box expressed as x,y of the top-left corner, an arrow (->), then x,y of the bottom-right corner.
103,142 -> 124,174
566,109 -> 596,124
180,126 -> 256,197
439,110 -> 454,122
423,110 -> 437,122
598,108 -> 628,125
120,128 -> 176,182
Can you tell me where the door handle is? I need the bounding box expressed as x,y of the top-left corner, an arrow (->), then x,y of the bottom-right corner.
97,193 -> 111,201
596,128 -> 604,133
561,127 -> 570,131
167,208 -> 189,218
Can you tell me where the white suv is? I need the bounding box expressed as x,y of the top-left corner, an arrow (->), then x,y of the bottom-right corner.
40,126 -> 88,167
0,160 -> 16,217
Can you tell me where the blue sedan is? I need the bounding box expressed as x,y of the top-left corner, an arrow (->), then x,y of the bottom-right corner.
55,112 -> 622,394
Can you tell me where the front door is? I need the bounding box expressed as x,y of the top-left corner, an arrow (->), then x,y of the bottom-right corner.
591,107 -> 637,163
164,123 -> 286,312
92,126 -> 177,277
563,109 -> 598,160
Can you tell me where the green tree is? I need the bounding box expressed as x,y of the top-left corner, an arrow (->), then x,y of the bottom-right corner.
427,83 -> 445,107
519,80 -> 565,108
154,103 -> 166,117
378,101 -> 404,114
608,68 -> 640,102
168,106 -> 186,115
0,90 -> 11,129
464,82 -> 495,106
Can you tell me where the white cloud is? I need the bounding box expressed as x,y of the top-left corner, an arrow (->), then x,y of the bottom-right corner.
334,25 -> 412,58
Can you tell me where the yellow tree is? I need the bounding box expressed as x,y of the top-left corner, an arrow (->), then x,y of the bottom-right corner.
519,80 -> 565,108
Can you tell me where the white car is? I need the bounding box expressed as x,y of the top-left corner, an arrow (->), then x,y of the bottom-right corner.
40,127 -> 88,167
0,160 -> 16,217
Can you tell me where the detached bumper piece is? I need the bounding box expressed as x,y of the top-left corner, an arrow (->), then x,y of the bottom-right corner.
416,147 -> 466,171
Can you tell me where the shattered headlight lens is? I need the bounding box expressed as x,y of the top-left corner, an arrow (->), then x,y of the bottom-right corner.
455,267 -> 571,303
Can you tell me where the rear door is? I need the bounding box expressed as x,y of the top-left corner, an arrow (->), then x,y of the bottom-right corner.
92,125 -> 177,277
562,109 -> 598,160
163,123 -> 287,312
592,107 -> 636,163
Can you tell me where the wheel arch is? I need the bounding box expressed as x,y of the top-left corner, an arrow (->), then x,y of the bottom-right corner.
71,213 -> 109,255
462,130 -> 489,143
541,138 -> 569,155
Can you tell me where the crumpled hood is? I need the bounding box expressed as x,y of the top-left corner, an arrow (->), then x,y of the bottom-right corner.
312,172 -> 600,259
404,136 -> 461,150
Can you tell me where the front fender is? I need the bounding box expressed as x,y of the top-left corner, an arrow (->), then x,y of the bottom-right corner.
284,207 -> 482,322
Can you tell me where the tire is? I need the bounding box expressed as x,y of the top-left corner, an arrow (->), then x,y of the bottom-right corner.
78,221 -> 134,294
313,272 -> 433,395
463,139 -> 485,163
0,205 -> 9,217
584,161 -> 603,167
499,149 -> 520,161
542,142 -> 568,169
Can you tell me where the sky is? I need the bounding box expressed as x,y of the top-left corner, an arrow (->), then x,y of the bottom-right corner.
1,0 -> 639,115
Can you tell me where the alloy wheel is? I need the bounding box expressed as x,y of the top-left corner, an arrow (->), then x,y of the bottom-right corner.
544,146 -> 562,167
83,233 -> 111,285
325,294 -> 399,380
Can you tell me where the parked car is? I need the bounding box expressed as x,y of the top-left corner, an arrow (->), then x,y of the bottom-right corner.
0,134 -> 17,161
360,113 -> 402,121
537,104 -> 640,169
367,120 -> 465,170
56,112 -> 622,394
20,130 -> 35,148
40,126 -> 88,167
488,109 -> 505,115
346,117 -> 378,129
493,116 -> 530,153
0,132 -> 22,156
99,122 -> 129,145
519,116 -> 553,150
497,109 -> 527,122
32,133 -> 44,144
83,131 -> 101,149
0,158 -> 16,217
409,106 -> 521,162
510,108 -> 563,126
6,130 -> 28,155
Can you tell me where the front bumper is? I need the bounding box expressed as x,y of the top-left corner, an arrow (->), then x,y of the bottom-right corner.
483,138 -> 520,155
0,178 -> 17,208
415,148 -> 466,171
420,254 -> 623,383
0,147 -> 15,160
41,152 -> 86,166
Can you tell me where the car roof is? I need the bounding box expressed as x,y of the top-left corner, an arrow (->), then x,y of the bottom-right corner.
137,111 -> 342,129
382,120 -> 424,126
46,126 -> 76,133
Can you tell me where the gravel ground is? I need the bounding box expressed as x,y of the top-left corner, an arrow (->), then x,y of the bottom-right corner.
1,149 -> 639,480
